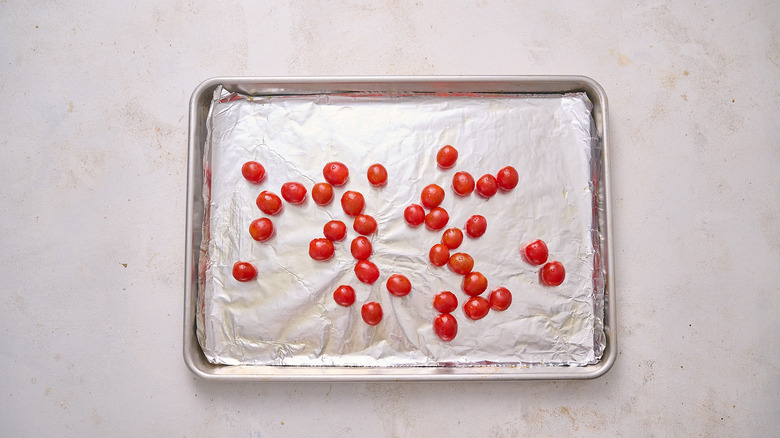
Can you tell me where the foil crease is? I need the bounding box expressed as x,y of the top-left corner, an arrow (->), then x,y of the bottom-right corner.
197,86 -> 605,367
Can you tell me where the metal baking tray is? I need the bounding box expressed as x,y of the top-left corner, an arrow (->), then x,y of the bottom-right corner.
184,76 -> 616,381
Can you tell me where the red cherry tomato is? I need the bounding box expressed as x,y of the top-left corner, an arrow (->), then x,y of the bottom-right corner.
323,162 -> 349,186
448,252 -> 474,275
361,301 -> 383,325
476,174 -> 498,198
452,171 -> 475,196
462,271 -> 488,296
433,291 -> 458,314
522,239 -> 549,265
425,207 -> 449,231
496,166 -> 519,190
323,220 -> 347,241
241,161 -> 266,183
355,260 -> 380,284
341,191 -> 365,217
309,238 -> 335,261
429,244 -> 450,266
248,218 -> 274,241
256,191 -> 283,215
386,274 -> 411,297
441,227 -> 463,249
488,287 -> 512,311
353,214 -> 378,235
311,182 -> 334,206
463,296 -> 490,320
465,215 -> 487,238
232,261 -> 257,282
421,184 -> 445,209
540,261 -> 566,286
367,164 -> 388,186
333,285 -> 356,307
433,313 -> 458,341
436,145 -> 458,169
351,236 -> 372,260
281,182 -> 307,204
404,204 -> 425,227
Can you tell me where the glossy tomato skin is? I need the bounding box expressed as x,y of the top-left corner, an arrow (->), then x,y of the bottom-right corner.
323,220 -> 347,241
436,145 -> 458,169
421,184 -> 445,209
463,296 -> 490,320
476,174 -> 499,198
232,261 -> 257,282
441,228 -> 464,249
309,238 -> 335,261
433,313 -> 458,341
367,164 -> 388,186
353,214 -> 377,235
256,191 -> 283,215
355,260 -> 380,284
452,171 -> 475,196
465,215 -> 487,238
341,191 -> 365,217
311,182 -> 334,206
361,301 -> 383,325
540,261 -> 566,286
522,239 -> 549,265
433,291 -> 458,314
323,162 -> 349,186
333,285 -> 356,307
462,271 -> 488,296
386,274 -> 412,297
281,182 -> 307,204
448,252 -> 474,275
425,207 -> 449,231
496,166 -> 519,190
350,236 -> 373,260
241,161 -> 266,183
429,244 -> 450,266
404,204 -> 425,227
488,287 -> 512,311
249,218 -> 274,241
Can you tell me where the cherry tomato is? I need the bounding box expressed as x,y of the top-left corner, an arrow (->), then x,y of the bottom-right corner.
433,313 -> 458,341
386,274 -> 411,297
311,182 -> 334,206
476,174 -> 498,198
333,285 -> 356,307
522,239 -> 549,265
355,260 -> 380,284
351,236 -> 372,260
404,204 -> 425,227
421,184 -> 445,209
323,162 -> 349,186
256,191 -> 283,215
248,218 -> 274,242
433,291 -> 458,314
429,244 -> 450,266
496,166 -> 519,190
425,207 -> 449,231
232,261 -> 257,282
441,228 -> 463,249
309,238 -> 335,261
323,220 -> 347,241
465,215 -> 487,238
341,191 -> 365,217
241,161 -> 266,183
463,296 -> 490,320
436,145 -> 458,169
281,182 -> 307,204
353,214 -> 377,235
448,252 -> 474,275
361,301 -> 383,325
540,261 -> 566,286
367,163 -> 388,186
452,171 -> 475,196
462,271 -> 488,296
488,287 -> 512,311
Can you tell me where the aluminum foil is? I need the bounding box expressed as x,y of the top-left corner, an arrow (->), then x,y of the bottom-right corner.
197,86 -> 605,367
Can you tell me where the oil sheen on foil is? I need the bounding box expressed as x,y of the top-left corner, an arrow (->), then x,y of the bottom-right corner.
197,86 -> 605,367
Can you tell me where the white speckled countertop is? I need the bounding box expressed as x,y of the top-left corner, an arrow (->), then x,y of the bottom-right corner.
1,1 -> 777,436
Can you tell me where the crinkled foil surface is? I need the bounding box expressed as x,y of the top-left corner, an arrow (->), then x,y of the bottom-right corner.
197,86 -> 605,367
